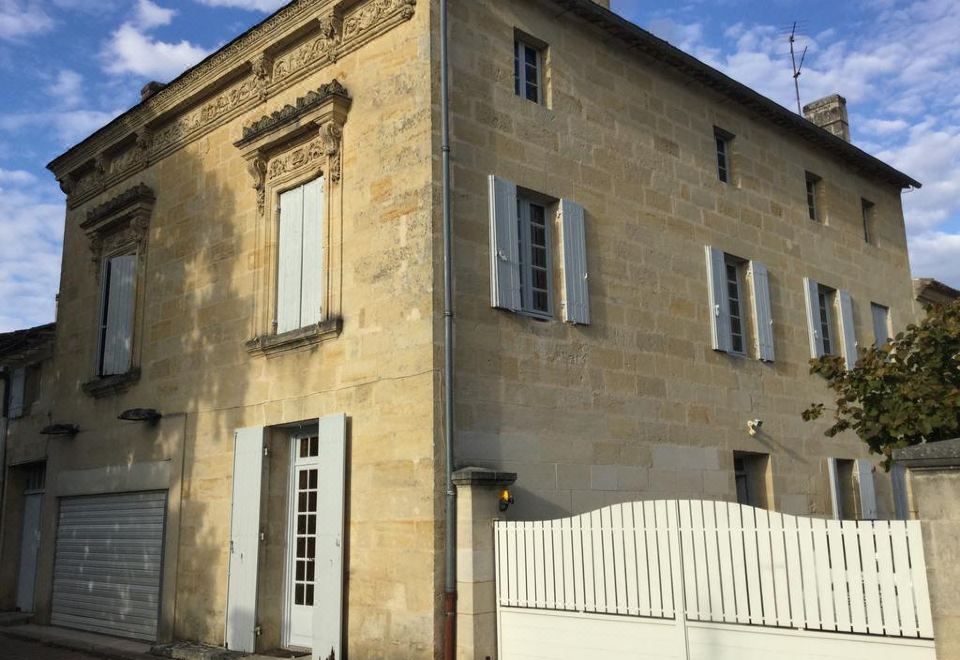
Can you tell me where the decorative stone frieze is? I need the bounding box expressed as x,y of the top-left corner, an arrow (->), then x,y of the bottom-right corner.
49,0 -> 417,209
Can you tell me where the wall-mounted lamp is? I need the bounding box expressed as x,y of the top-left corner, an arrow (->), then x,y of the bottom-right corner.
118,408 -> 162,423
40,423 -> 80,436
747,419 -> 763,437
499,488 -> 515,512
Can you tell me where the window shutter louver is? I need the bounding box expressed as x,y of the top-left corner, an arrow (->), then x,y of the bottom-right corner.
559,199 -> 590,325
277,185 -> 305,334
102,254 -> 137,376
749,260 -> 775,362
803,277 -> 824,358
856,458 -> 878,520
8,366 -> 25,418
489,175 -> 521,311
300,177 -> 324,327
705,246 -> 732,352
827,457 -> 842,520
838,289 -> 857,369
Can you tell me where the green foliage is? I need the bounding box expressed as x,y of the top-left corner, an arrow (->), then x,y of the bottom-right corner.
803,300 -> 960,468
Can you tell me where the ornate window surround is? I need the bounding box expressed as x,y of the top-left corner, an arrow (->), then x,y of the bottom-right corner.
236,82 -> 351,356
79,183 -> 155,396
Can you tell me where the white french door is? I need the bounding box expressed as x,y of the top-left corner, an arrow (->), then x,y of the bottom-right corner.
285,432 -> 322,650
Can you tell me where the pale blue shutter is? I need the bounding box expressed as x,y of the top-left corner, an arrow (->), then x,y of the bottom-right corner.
300,177 -> 324,327
277,186 -> 304,333
8,366 -> 25,418
749,260 -> 775,362
313,413 -> 347,660
838,289 -> 857,369
803,277 -> 824,358
559,199 -> 590,325
705,246 -> 731,352
871,303 -> 890,346
488,175 -> 521,311
827,457 -> 842,519
892,464 -> 909,519
226,426 -> 265,652
856,458 -> 877,520
102,255 -> 136,375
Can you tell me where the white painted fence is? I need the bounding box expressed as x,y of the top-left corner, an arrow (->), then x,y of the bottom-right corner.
495,500 -> 936,660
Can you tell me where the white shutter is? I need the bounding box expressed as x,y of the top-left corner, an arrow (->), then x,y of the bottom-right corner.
856,458 -> 878,520
226,426 -> 266,653
300,177 -> 324,327
488,175 -> 521,311
827,457 -> 842,520
838,289 -> 857,369
749,260 -> 775,362
8,366 -> 25,418
101,255 -> 137,376
705,246 -> 731,352
277,186 -> 305,334
559,199 -> 590,325
803,277 -> 824,359
313,413 -> 347,660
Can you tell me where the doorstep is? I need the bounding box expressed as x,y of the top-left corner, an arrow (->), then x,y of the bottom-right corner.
1,623 -> 155,660
151,640 -> 307,660
0,611 -> 32,627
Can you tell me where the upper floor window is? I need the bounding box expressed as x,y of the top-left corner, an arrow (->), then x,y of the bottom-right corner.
714,127 -> 733,183
816,285 -> 836,355
871,303 -> 890,346
97,254 -> 137,376
705,246 -> 775,362
803,277 -> 857,368
488,175 -> 590,325
276,177 -> 324,334
861,198 -> 875,243
514,36 -> 544,104
805,171 -> 822,221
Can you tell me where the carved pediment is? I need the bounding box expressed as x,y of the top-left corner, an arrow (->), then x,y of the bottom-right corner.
82,183 -> 155,267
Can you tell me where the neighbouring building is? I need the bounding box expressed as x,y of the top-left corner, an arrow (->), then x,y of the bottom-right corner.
914,277 -> 960,319
0,0 -> 923,657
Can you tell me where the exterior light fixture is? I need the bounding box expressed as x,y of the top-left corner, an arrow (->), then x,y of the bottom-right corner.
499,488 -> 515,512
40,423 -> 80,436
118,408 -> 162,423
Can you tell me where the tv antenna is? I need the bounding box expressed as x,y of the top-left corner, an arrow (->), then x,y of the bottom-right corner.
789,22 -> 808,114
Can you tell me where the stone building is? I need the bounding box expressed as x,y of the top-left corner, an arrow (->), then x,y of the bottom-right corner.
914,277 -> 960,319
0,0 -> 922,657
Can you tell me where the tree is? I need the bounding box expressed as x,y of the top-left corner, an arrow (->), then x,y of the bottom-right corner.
802,301 -> 960,468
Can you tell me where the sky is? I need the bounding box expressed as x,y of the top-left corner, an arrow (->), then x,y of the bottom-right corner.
0,0 -> 958,331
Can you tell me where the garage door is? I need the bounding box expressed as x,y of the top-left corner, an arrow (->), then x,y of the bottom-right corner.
51,491 -> 167,641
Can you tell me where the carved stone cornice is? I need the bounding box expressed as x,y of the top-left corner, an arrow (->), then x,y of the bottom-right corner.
238,80 -> 350,145
48,0 -> 416,209
81,183 -> 155,267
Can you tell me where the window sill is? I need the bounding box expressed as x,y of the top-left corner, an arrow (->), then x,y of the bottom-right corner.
82,369 -> 140,398
245,318 -> 342,356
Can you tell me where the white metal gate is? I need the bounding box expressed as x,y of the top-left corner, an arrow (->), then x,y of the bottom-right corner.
51,491 -> 167,641
495,500 -> 936,659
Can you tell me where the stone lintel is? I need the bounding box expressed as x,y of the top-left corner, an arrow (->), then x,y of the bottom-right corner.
452,466 -> 518,489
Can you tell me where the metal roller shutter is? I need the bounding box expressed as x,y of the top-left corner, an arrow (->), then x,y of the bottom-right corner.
51,491 -> 167,641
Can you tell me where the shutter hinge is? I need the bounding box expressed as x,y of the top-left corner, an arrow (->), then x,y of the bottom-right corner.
259,531 -> 265,542
255,625 -> 262,637
263,444 -> 269,457
714,304 -> 720,317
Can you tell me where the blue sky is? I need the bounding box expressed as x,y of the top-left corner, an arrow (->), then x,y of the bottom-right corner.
0,0 -> 957,331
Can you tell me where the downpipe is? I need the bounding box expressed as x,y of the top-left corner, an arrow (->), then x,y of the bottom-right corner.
439,0 -> 457,659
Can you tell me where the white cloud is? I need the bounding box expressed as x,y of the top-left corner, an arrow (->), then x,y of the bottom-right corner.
0,0 -> 53,41
134,0 -> 175,29
909,232 -> 960,284
192,0 -> 286,11
860,117 -> 910,135
0,108 -> 124,145
46,69 -> 84,109
0,168 -> 35,184
102,23 -> 209,80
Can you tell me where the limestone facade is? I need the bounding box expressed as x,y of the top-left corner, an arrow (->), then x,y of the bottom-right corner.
0,0 -> 921,656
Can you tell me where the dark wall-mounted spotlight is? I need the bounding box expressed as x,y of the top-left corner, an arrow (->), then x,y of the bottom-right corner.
40,423 -> 80,436
118,408 -> 162,423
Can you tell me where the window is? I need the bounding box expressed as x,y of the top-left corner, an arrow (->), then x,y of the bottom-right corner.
725,257 -> 746,355
714,128 -> 733,183
514,37 -> 543,104
805,172 -> 822,221
97,254 -> 137,376
276,178 -> 324,334
828,458 -> 877,520
705,247 -> 775,361
861,198 -> 875,243
816,285 -> 836,355
517,196 -> 552,316
734,451 -> 770,508
488,175 -> 590,324
871,303 -> 890,346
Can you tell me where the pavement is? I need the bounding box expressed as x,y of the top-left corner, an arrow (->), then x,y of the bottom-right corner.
0,633 -> 112,660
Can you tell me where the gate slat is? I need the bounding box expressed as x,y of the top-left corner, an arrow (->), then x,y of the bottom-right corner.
543,519 -> 556,609
703,501 -> 725,621
812,517 -> 836,630
654,500 -> 674,618
906,520 -> 935,638
843,520 -> 868,633
755,508 -> 777,626
582,513 -> 597,612
741,504 -> 763,625
797,517 -> 821,630
591,509 -> 607,612
690,500 -> 711,620
715,502 -> 737,623
727,503 -> 750,624
507,523 -> 519,607
782,512 -> 806,628
612,504 -> 628,614
533,521 -> 546,608
678,500 -> 698,620
827,519 -> 852,632
642,502 -> 661,617
600,507 -> 618,613
571,513 -> 586,612
858,522 -> 884,635
769,511 -> 792,627
623,503 -> 640,616
874,521 -> 901,636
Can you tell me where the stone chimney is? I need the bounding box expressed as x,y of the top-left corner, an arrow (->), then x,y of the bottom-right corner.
140,81 -> 167,103
803,94 -> 850,142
